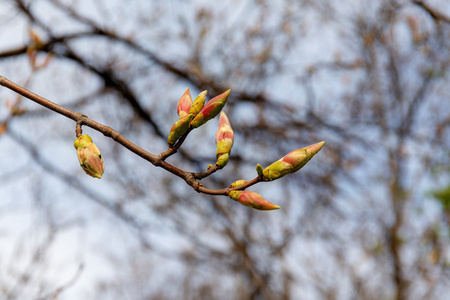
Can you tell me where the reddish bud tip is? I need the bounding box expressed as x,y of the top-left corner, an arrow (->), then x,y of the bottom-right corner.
229,190 -> 280,210
190,89 -> 230,128
177,87 -> 193,118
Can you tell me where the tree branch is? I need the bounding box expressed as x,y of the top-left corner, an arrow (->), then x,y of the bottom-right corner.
0,75 -> 252,198
413,0 -> 450,24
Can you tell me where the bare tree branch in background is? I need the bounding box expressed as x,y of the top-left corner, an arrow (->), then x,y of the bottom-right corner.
0,0 -> 449,299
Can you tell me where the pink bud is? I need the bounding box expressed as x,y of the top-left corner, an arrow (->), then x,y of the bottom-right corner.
228,191 -> 280,210
190,89 -> 230,128
177,88 -> 192,118
215,112 -> 234,144
215,112 -> 234,168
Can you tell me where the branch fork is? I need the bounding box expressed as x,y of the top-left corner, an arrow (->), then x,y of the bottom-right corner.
0,75 -> 325,210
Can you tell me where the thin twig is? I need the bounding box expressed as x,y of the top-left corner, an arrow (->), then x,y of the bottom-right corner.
413,0 -> 450,24
0,76 -> 250,197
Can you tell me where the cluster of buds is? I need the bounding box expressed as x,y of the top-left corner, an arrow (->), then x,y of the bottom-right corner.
168,88 -> 230,146
165,88 -> 326,211
228,180 -> 279,210
70,87 -> 325,211
74,134 -> 105,179
262,141 -> 325,181
215,112 -> 234,168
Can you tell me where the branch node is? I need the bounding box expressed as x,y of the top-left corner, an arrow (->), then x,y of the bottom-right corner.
102,126 -> 119,140
75,115 -> 89,137
192,181 -> 201,193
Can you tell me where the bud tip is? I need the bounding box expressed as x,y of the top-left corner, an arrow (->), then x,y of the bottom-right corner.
309,141 -> 325,154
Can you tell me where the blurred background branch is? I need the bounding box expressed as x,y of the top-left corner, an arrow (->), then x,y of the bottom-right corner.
0,0 -> 449,299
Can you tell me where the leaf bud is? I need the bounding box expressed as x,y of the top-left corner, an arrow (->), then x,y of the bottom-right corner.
229,180 -> 249,188
188,90 -> 207,116
228,190 -> 280,210
177,87 -> 193,118
190,89 -> 230,128
256,164 -> 264,177
74,134 -> 105,179
167,114 -> 194,145
263,141 -> 325,181
215,112 -> 234,168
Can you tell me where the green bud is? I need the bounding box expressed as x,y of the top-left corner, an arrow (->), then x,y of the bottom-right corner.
229,180 -> 249,188
189,90 -> 207,116
263,141 -> 325,181
256,164 -> 264,177
74,134 -> 105,179
216,153 -> 229,169
215,112 -> 234,156
167,114 -> 194,145
262,160 -> 292,181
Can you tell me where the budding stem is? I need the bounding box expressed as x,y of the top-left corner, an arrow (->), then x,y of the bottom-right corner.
0,76 -> 250,198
